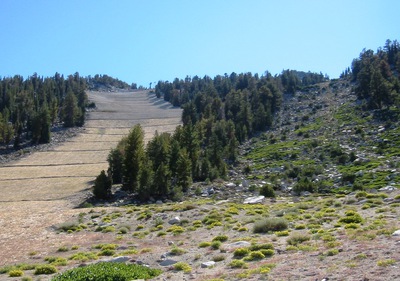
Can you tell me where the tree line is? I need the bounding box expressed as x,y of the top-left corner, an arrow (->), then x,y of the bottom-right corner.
351,39 -> 400,110
0,72 -> 87,148
0,72 -> 136,148
95,70 -> 329,201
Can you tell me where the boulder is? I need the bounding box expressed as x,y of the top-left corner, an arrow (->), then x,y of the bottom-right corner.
226,182 -> 236,188
244,195 -> 265,204
392,230 -> 400,236
225,241 -> 251,249
201,261 -> 216,268
159,259 -> 178,266
168,216 -> 180,225
379,186 -> 396,192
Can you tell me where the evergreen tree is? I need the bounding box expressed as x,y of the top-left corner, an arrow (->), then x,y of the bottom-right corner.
152,162 -> 170,198
122,124 -> 145,193
93,170 -> 112,199
107,148 -> 124,184
176,149 -> 192,192
62,91 -> 80,127
31,105 -> 51,144
138,157 -> 153,201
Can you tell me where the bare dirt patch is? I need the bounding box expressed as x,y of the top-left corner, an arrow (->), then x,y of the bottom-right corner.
0,90 -> 181,268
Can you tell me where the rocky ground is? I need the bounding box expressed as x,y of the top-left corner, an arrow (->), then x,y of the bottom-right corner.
0,82 -> 399,281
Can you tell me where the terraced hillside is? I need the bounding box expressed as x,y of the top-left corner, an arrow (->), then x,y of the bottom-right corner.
0,90 -> 182,265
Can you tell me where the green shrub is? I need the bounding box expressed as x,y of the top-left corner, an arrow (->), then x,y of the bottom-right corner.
377,259 -> 396,267
211,241 -> 222,250
34,265 -> 57,275
173,262 -> 192,273
166,225 -> 185,235
8,269 -> 24,277
244,251 -> 265,261
260,249 -> 274,257
325,249 -> 339,256
259,184 -> 276,198
212,255 -> 226,262
249,243 -> 274,251
212,235 -> 229,242
51,262 -> 162,281
45,257 -> 68,266
233,247 -> 250,258
275,230 -> 289,236
198,241 -> 212,248
170,247 -> 186,256
253,218 -> 288,233
338,210 -> 363,224
68,252 -> 98,262
229,260 -> 247,268
287,233 -> 311,246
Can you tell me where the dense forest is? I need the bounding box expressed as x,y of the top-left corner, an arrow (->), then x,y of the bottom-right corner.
350,39 -> 400,110
87,74 -> 137,91
0,73 -> 135,149
0,73 -> 87,148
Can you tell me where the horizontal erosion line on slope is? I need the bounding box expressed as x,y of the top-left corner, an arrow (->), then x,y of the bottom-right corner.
0,175 -> 95,181
65,140 -> 119,144
49,149 -> 111,152
81,133 -> 127,136
85,123 -> 182,128
65,140 -> 119,143
86,117 -> 181,121
0,198 -> 73,203
0,162 -> 107,168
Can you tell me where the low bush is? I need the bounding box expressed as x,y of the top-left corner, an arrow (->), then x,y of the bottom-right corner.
253,218 -> 288,233
233,247 -> 250,258
9,269 -> 24,277
244,251 -> 265,261
287,233 -> 311,246
170,246 -> 186,256
249,243 -> 274,251
173,262 -> 192,273
229,260 -> 247,269
34,265 -> 57,275
212,235 -> 229,242
259,184 -> 276,198
51,262 -> 162,280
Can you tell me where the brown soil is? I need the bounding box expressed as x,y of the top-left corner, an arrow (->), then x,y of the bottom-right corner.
0,90 -> 181,267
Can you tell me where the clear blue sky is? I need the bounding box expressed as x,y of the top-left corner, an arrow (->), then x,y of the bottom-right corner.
1,0 -> 399,87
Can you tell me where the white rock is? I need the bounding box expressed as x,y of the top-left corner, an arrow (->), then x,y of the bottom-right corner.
201,261 -> 216,268
226,182 -> 236,188
226,241 -> 251,249
168,216 -> 180,225
244,196 -> 265,204
392,230 -> 400,236
379,186 -> 395,192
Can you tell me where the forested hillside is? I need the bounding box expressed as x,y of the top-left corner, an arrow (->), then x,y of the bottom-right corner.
350,39 -> 400,110
97,39 -> 400,203
97,70 -> 328,201
0,73 -> 134,149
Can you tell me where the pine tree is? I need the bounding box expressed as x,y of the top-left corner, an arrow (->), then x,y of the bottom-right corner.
107,148 -> 123,184
93,170 -> 112,199
122,124 -> 145,193
176,149 -> 192,192
62,91 -> 79,127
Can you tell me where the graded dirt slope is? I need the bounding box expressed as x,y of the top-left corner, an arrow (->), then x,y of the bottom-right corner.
0,90 -> 182,265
